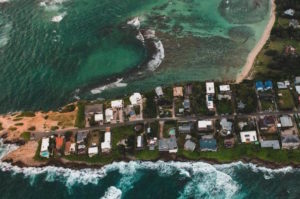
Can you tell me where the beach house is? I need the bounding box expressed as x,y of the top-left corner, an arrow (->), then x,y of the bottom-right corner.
199,135 -> 217,151
40,137 -> 50,158
130,92 -> 142,106
101,128 -> 111,153
240,131 -> 258,143
198,120 -> 213,132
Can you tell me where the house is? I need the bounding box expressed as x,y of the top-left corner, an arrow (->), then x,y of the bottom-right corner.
137,135 -> 143,149
206,94 -> 214,110
281,135 -> 300,149
40,137 -> 50,158
296,86 -> 300,94
284,8 -> 295,16
185,84 -> 192,96
256,81 -> 264,91
184,140 -> 196,152
199,137 -> 217,151
264,80 -> 273,90
76,131 -> 87,144
55,136 -> 64,150
149,137 -> 157,150
237,101 -> 246,110
240,131 -> 257,143
101,128 -> 111,153
198,120 -> 213,131
65,141 -> 76,155
183,99 -> 190,110
178,123 -> 192,134
289,19 -> 300,28
277,81 -> 288,89
279,115 -> 293,128
85,104 -> 104,127
220,118 -> 233,136
111,100 -> 124,109
158,137 -> 178,153
295,76 -> 300,85
88,146 -> 98,157
206,82 -> 215,94
259,116 -> 276,132
219,84 -> 230,92
77,144 -> 86,155
105,108 -> 113,123
94,113 -> 104,124
130,93 -> 142,105
155,86 -> 164,97
224,137 -> 235,148
173,87 -> 183,97
260,140 -> 280,149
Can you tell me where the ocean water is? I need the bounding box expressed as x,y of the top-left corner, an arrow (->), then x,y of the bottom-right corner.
1,139 -> 300,199
0,0 -> 271,113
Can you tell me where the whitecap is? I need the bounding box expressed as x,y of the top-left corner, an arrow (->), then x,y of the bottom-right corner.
101,186 -> 122,199
51,12 -> 67,23
127,17 -> 140,29
0,22 -> 12,48
147,40 -> 165,71
90,78 -> 127,95
0,0 -> 9,3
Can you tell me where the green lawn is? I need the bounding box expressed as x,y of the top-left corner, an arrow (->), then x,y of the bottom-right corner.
136,150 -> 160,160
260,99 -> 275,111
277,89 -> 295,110
217,99 -> 233,115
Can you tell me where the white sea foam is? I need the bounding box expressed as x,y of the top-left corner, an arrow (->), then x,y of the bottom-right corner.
0,22 -> 12,48
147,40 -> 165,71
101,186 -> 122,199
127,17 -> 140,29
51,12 -> 67,23
90,78 -> 127,95
0,0 -> 9,3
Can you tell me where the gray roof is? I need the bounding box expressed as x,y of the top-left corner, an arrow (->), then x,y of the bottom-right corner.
85,104 -> 103,114
77,131 -> 88,143
281,135 -> 300,143
184,140 -> 196,151
178,125 -> 191,133
158,137 -> 177,151
295,76 -> 300,85
220,118 -> 232,131
280,116 -> 293,127
199,138 -> 217,151
260,140 -> 280,149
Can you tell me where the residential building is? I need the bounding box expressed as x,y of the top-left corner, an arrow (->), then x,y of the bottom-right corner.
199,137 -> 217,151
55,136 -> 64,150
183,99 -> 190,110
220,118 -> 232,136
279,115 -> 293,128
105,108 -> 113,123
277,81 -> 288,89
259,116 -> 277,133
281,135 -> 300,149
40,137 -> 50,158
178,122 -> 192,134
137,135 -> 143,149
206,82 -> 215,94
256,81 -> 264,91
88,146 -> 98,157
240,131 -> 257,143
155,86 -> 164,97
130,93 -> 142,105
264,80 -> 273,90
295,76 -> 300,85
184,140 -> 196,152
198,120 -> 213,131
206,94 -> 214,110
284,8 -> 295,16
101,128 -> 111,153
76,131 -> 87,144
173,87 -> 183,97
85,104 -> 103,127
260,140 -> 280,149
111,100 -> 124,109
158,137 -> 178,153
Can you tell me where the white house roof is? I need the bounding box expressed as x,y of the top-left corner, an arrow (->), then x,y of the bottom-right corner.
111,100 -> 124,108
206,82 -> 215,94
129,93 -> 142,105
198,120 -> 212,128
240,131 -> 257,143
88,147 -> 98,154
219,85 -> 230,92
137,135 -> 143,148
94,113 -> 103,122
104,131 -> 111,143
155,86 -> 163,96
296,86 -> 300,94
41,137 -> 50,152
101,142 -> 111,150
105,108 -> 113,122
284,9 -> 295,16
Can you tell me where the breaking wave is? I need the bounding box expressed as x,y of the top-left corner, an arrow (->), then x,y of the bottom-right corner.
0,20 -> 12,48
51,11 -> 67,23
90,78 -> 127,95
101,186 -> 122,199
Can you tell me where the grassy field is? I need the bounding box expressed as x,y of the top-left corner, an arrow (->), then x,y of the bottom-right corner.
216,99 -> 233,115
277,89 -> 295,110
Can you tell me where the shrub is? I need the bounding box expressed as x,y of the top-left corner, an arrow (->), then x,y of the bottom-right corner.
75,102 -> 85,128
28,126 -> 36,131
21,132 -> 31,141
61,104 -> 76,113
17,111 -> 35,117
14,123 -> 24,126
51,126 -> 59,131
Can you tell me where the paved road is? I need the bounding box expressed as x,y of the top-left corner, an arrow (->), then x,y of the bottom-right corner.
31,109 -> 300,140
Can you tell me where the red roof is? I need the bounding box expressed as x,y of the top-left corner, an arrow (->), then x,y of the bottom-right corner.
56,136 -> 64,149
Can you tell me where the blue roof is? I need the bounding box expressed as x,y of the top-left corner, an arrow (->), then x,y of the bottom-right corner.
256,81 -> 264,90
199,139 -> 217,150
264,80 -> 273,89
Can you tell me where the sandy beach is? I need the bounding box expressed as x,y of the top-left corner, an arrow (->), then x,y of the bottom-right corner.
236,0 -> 276,83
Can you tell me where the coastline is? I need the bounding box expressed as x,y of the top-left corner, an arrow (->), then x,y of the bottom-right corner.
236,0 -> 276,83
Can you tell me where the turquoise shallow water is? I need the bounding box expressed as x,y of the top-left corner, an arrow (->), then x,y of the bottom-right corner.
0,140 -> 300,199
0,0 -> 270,112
